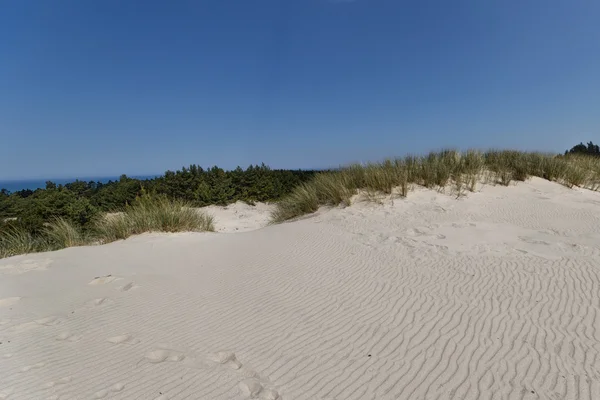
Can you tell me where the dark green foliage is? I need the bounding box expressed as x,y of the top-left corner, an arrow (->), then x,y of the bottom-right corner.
566,141 -> 600,157
90,176 -> 144,211
0,164 -> 317,258
150,164 -> 315,206
8,187 -> 99,234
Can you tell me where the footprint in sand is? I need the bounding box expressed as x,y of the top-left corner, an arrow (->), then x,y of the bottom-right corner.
0,388 -> 14,399
118,282 -> 137,292
46,376 -> 72,388
20,362 -> 45,372
145,348 -> 186,363
6,316 -> 61,334
88,275 -> 138,291
88,275 -> 118,285
93,383 -> 125,399
239,379 -> 280,399
208,352 -> 280,399
239,379 -> 263,398
107,334 -> 140,345
36,316 -> 62,326
88,298 -> 111,307
207,351 -> 243,370
518,236 -> 550,246
56,332 -> 82,342
0,258 -> 52,276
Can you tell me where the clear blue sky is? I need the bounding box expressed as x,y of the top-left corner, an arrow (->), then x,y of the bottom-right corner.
1,0 -> 599,180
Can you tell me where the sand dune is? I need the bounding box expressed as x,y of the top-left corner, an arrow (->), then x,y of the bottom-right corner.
1,177 -> 600,399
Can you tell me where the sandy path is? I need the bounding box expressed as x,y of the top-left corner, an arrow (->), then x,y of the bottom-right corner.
1,178 -> 599,399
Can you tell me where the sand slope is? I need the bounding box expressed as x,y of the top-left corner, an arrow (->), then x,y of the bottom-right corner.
1,178 -> 600,400
201,201 -> 274,233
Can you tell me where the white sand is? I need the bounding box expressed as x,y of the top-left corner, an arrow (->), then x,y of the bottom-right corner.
1,178 -> 600,400
201,201 -> 274,233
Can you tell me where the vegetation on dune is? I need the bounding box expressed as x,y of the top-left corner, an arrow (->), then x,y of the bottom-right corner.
0,164 -> 316,258
271,145 -> 600,223
0,164 -> 315,228
565,141 -> 600,157
2,143 -> 599,257
0,227 -> 50,259
96,193 -> 215,243
0,195 -> 214,258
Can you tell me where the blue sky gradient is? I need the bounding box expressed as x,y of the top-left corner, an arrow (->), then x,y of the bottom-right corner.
1,0 -> 599,179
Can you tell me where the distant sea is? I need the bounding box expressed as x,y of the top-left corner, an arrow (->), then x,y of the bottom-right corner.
0,175 -> 159,193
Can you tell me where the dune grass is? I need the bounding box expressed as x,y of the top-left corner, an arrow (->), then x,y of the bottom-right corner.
0,227 -> 50,259
0,195 -> 215,258
44,217 -> 90,248
4,150 -> 599,256
271,150 -> 600,223
269,182 -> 319,223
96,195 -> 215,243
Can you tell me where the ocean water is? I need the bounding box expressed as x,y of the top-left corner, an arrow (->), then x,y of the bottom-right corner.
0,175 -> 159,193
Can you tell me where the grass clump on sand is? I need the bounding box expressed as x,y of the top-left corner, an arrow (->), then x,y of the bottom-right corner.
0,227 -> 50,259
0,194 -> 214,258
269,183 -> 319,223
0,218 -> 88,258
44,217 -> 90,248
271,150 -> 600,223
95,194 -> 214,243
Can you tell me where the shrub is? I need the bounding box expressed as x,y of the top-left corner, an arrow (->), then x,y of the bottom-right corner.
15,189 -> 99,234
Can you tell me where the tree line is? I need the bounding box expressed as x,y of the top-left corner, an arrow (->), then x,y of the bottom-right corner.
566,141 -> 600,157
0,164 -> 318,235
